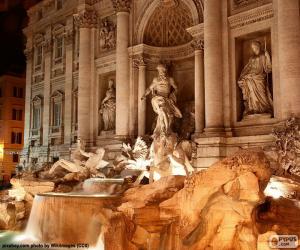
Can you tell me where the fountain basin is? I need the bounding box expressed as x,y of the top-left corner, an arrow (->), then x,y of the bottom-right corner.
25,192 -> 120,246
82,178 -> 125,195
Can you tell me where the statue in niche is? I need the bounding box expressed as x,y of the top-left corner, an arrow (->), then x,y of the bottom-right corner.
99,18 -> 116,51
141,64 -> 182,136
99,79 -> 116,131
238,40 -> 273,118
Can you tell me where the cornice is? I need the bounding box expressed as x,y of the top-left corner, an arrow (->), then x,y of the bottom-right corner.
228,3 -> 273,29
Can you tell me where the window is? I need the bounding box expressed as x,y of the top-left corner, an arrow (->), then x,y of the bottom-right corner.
55,36 -> 63,59
13,87 -> 23,98
12,153 -> 19,163
32,106 -> 41,129
56,0 -> 63,10
35,45 -> 43,67
12,109 -> 23,121
53,102 -> 61,127
11,132 -> 22,144
50,91 -> 64,133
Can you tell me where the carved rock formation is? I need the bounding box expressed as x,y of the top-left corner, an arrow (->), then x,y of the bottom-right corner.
119,149 -> 273,249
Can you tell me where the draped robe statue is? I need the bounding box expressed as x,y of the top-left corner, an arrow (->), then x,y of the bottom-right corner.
99,79 -> 116,131
238,41 -> 273,117
142,64 -> 182,136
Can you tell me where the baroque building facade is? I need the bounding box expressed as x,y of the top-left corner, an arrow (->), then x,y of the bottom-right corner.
22,0 -> 300,169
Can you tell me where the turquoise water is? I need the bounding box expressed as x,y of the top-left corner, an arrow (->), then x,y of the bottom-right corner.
0,231 -> 42,250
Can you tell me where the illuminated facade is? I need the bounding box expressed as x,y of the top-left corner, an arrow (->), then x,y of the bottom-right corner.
22,0 -> 300,168
0,74 -> 25,182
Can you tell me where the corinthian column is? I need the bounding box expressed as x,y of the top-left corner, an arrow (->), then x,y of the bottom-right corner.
274,0 -> 300,118
42,31 -> 52,146
137,57 -> 147,136
192,38 -> 205,135
203,0 -> 224,135
74,9 -> 98,143
64,22 -> 74,145
112,0 -> 131,137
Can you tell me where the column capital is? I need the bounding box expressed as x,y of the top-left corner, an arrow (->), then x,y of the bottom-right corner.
74,9 -> 98,28
43,39 -> 52,54
24,47 -> 33,61
64,29 -> 74,46
133,55 -> 146,68
192,38 -> 204,51
112,0 -> 132,12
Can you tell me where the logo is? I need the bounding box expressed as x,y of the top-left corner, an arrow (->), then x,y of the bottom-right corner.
269,235 -> 298,249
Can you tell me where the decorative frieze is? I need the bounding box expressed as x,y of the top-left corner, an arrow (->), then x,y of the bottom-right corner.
73,10 -> 98,28
228,3 -> 273,29
111,0 -> 131,12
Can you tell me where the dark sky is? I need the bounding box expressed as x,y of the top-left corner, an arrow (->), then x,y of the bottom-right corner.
0,0 -> 41,76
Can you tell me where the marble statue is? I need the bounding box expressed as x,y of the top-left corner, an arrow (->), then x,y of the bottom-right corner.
99,79 -> 116,131
49,143 -> 109,181
141,64 -> 182,136
238,41 -> 273,117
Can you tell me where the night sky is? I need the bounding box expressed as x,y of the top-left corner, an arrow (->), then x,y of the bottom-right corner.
0,0 -> 41,76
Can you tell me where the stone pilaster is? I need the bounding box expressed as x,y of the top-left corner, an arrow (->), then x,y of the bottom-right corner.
23,43 -> 33,149
275,0 -> 300,118
136,56 -> 147,136
113,0 -> 132,136
74,9 -> 98,143
64,19 -> 74,145
203,0 -> 224,136
42,29 -> 52,146
192,38 -> 205,135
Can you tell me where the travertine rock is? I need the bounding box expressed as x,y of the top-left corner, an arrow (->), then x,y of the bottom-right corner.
159,149 -> 272,249
119,175 -> 185,216
119,149 -> 272,250
0,200 -> 25,230
10,178 -> 55,198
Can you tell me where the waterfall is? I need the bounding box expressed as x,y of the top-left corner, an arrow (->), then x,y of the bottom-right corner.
24,194 -> 106,246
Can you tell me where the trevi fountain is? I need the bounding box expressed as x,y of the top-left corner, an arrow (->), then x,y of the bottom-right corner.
1,0 -> 300,249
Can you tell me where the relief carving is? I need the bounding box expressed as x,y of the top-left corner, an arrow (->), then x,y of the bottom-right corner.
99,18 -> 116,51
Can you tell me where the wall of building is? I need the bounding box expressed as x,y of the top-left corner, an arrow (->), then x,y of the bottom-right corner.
22,0 -> 300,169
0,74 -> 25,182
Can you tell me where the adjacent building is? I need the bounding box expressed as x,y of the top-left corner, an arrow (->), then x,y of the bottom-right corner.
0,74 -> 25,183
22,0 -> 300,169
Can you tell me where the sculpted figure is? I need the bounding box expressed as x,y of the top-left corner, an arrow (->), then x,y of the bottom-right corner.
49,145 -> 109,180
99,79 -> 116,131
141,64 -> 182,136
238,41 -> 273,117
99,19 -> 116,51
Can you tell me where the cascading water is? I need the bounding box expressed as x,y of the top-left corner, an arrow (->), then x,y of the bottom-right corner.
8,178 -> 125,249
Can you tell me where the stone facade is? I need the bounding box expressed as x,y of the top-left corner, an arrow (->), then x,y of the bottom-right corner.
22,0 -> 300,169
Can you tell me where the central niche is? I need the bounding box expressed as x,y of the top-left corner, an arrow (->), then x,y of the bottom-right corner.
143,1 -> 193,47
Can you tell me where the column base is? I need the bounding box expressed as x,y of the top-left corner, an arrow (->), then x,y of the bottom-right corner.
203,127 -> 227,137
193,134 -> 274,169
